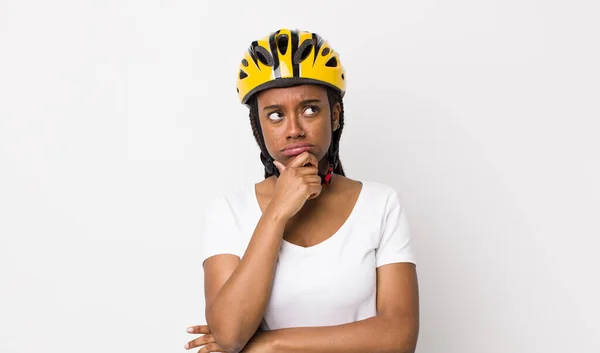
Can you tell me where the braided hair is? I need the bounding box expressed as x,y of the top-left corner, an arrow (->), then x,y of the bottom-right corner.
248,86 -> 346,179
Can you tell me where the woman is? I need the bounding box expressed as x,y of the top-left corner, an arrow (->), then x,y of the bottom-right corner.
185,28 -> 419,353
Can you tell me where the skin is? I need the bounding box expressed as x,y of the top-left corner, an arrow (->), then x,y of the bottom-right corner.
185,84 -> 419,353
259,84 -> 340,178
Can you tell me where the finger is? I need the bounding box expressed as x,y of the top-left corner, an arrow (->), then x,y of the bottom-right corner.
307,184 -> 323,200
300,152 -> 319,168
273,160 -> 285,173
296,166 -> 319,175
184,333 -> 214,350
289,151 -> 317,168
304,152 -> 319,168
308,193 -> 320,200
302,175 -> 323,184
186,325 -> 211,334
302,177 -> 323,196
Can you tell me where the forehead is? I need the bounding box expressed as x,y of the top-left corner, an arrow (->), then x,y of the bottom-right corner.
256,84 -> 328,107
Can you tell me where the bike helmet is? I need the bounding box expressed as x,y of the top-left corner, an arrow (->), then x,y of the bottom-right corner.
236,28 -> 346,106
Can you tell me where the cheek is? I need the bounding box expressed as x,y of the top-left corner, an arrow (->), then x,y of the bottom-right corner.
261,126 -> 283,155
315,121 -> 333,144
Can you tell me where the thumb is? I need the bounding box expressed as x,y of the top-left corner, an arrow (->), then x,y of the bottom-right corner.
273,160 -> 285,173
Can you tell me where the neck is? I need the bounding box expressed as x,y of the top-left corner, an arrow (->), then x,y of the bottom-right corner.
318,157 -> 331,175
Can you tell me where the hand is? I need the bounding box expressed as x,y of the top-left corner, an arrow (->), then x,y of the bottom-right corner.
269,151 -> 322,220
184,324 -> 225,353
184,325 -> 273,353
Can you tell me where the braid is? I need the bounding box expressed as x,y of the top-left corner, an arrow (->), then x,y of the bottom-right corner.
325,87 -> 346,176
248,97 -> 273,179
248,87 -> 346,178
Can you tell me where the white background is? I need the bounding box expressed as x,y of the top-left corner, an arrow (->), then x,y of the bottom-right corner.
1,1 -> 599,352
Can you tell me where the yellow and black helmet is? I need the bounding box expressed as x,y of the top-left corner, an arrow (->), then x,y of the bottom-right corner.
236,28 -> 346,105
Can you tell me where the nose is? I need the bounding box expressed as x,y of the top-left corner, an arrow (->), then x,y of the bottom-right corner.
286,115 -> 304,139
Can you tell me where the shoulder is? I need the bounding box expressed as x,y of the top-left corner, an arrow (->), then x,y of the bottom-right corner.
361,180 -> 399,195
333,176 -> 406,213
335,175 -> 397,195
358,180 -> 408,216
223,183 -> 255,205
360,180 -> 404,201
333,175 -> 404,201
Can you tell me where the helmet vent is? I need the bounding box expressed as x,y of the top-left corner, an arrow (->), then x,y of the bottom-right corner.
325,56 -> 338,67
255,46 -> 274,67
241,59 -> 249,67
293,39 -> 313,64
321,47 -> 330,56
277,34 -> 289,55
239,70 -> 248,79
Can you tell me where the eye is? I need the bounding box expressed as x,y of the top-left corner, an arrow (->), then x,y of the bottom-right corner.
303,106 -> 320,116
267,111 -> 284,121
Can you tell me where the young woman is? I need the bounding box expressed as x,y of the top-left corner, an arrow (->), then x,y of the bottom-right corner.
185,28 -> 419,353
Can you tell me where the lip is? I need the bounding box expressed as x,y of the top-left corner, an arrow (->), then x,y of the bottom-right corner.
281,143 -> 313,157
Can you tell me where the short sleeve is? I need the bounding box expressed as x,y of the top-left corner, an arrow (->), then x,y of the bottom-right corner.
375,190 -> 416,267
200,195 -> 244,265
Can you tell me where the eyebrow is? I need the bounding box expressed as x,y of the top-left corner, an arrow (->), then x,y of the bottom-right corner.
263,99 -> 322,111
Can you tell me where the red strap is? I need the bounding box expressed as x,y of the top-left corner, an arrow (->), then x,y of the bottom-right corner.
324,165 -> 333,187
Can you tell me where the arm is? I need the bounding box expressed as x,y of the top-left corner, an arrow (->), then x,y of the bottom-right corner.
203,208 -> 286,353
254,263 -> 419,353
204,152 -> 322,353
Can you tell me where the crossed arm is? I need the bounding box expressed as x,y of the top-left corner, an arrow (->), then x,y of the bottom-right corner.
247,262 -> 419,353
185,257 -> 419,353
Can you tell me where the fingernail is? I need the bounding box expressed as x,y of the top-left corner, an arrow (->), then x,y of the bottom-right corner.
184,343 -> 189,349
187,327 -> 193,333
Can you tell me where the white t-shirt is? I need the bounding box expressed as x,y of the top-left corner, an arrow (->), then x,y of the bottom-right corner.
201,181 -> 416,330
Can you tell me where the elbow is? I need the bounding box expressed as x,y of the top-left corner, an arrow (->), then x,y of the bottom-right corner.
205,310 -> 249,353
400,331 -> 419,353
204,326 -> 246,353
222,337 -> 248,353
388,334 -> 418,353
212,335 -> 245,353
382,316 -> 419,353
392,326 -> 419,353
395,343 -> 417,353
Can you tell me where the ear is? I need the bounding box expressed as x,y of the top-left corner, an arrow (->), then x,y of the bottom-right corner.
332,102 -> 341,131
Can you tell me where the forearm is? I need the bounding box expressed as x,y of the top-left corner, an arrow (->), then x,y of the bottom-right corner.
206,209 -> 287,352
266,314 -> 418,353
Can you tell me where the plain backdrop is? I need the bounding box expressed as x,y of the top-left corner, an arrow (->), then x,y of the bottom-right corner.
1,1 -> 599,352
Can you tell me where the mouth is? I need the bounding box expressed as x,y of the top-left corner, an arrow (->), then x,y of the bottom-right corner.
281,143 -> 313,157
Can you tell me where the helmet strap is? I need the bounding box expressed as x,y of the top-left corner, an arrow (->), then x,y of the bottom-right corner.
321,163 -> 334,187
